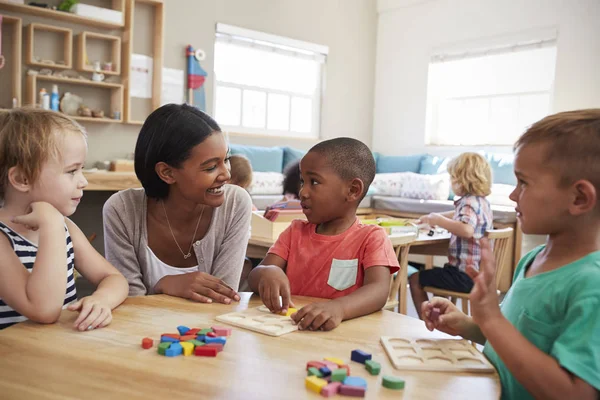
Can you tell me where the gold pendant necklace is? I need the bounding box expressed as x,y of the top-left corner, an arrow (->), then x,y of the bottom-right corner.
161,200 -> 204,259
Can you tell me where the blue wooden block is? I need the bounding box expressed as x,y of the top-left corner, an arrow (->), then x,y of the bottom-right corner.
161,335 -> 180,343
165,342 -> 183,357
177,325 -> 190,335
351,349 -> 372,364
319,366 -> 332,377
196,334 -> 206,342
343,376 -> 367,388
204,336 -> 226,345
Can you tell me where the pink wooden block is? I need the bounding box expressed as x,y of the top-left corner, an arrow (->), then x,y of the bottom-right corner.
211,326 -> 232,337
322,361 -> 338,370
430,307 -> 441,322
321,382 -> 341,397
306,361 -> 327,371
339,385 -> 366,397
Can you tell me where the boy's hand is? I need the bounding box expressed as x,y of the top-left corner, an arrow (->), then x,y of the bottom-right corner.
257,267 -> 294,313
11,202 -> 63,231
67,296 -> 113,331
422,297 -> 471,336
466,238 -> 503,327
417,212 -> 442,227
291,301 -> 344,331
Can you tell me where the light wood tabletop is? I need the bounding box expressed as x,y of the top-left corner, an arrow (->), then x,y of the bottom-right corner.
0,293 -> 500,400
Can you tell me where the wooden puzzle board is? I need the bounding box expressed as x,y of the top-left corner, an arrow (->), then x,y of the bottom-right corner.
381,336 -> 495,373
215,306 -> 298,337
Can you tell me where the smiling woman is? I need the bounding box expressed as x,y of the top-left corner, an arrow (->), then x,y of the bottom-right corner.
103,104 -> 252,303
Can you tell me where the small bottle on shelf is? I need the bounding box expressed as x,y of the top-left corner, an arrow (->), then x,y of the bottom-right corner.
50,85 -> 60,111
39,88 -> 50,110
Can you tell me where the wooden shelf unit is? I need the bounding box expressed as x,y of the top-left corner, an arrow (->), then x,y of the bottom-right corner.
0,0 -> 124,29
77,31 -> 121,76
83,171 -> 141,191
26,75 -> 124,123
0,14 -> 21,107
25,23 -> 73,69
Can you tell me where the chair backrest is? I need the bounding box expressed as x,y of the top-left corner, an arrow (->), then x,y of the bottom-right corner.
484,228 -> 513,289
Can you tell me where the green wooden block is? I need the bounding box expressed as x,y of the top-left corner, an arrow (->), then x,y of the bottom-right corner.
186,340 -> 205,347
365,360 -> 381,375
307,367 -> 323,378
199,328 -> 213,335
382,375 -> 405,390
331,368 -> 347,382
157,342 -> 171,356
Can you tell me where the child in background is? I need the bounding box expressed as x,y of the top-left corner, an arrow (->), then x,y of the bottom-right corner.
409,152 -> 493,319
0,108 -> 128,331
282,159 -> 301,200
248,138 -> 399,331
228,154 -> 257,211
423,110 -> 600,399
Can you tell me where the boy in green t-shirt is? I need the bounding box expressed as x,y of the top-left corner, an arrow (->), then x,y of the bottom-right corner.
422,109 -> 600,399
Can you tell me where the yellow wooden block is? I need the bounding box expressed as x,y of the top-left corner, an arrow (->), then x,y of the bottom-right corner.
324,357 -> 345,366
284,308 -> 298,317
305,376 -> 328,394
180,342 -> 194,356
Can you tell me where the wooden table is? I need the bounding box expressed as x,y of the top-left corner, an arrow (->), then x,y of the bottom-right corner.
0,294 -> 500,400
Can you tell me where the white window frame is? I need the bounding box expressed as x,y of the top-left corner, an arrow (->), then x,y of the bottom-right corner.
213,23 -> 328,139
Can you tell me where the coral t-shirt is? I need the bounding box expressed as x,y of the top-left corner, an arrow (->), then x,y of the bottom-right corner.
268,218 -> 400,299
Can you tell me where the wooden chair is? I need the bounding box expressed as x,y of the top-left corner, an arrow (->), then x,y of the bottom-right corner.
383,243 -> 411,312
422,227 -> 513,314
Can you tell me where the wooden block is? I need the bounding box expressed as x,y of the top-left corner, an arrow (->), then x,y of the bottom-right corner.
321,382 -> 342,397
307,367 -> 323,378
186,339 -> 205,347
141,337 -> 153,349
365,360 -> 381,375
194,346 -> 218,357
198,328 -> 213,335
157,342 -> 170,355
331,368 -> 347,382
196,335 -> 206,342
160,335 -> 180,343
305,376 -> 328,394
340,365 -> 351,375
180,342 -> 194,356
186,328 -> 200,336
319,366 -> 332,377
211,326 -> 232,336
339,384 -> 366,397
216,307 -> 298,337
324,357 -> 345,366
206,332 -> 217,338
343,376 -> 367,388
179,335 -> 196,342
205,343 -> 224,353
351,349 -> 372,364
284,307 -> 297,317
322,361 -> 338,370
306,361 -> 327,371
205,336 -> 226,345
177,325 -> 190,335
430,307 -> 440,322
382,375 -> 405,390
165,342 -> 182,357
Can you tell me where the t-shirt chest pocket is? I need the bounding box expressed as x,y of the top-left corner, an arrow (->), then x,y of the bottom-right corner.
327,258 -> 359,291
515,309 -> 560,354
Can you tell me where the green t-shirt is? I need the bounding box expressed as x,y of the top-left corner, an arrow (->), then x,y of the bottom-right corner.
483,246 -> 600,399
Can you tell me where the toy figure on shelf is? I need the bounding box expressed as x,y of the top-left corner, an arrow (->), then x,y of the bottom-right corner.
186,45 -> 208,112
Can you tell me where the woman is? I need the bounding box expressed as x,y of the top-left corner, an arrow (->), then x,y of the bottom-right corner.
103,104 -> 252,304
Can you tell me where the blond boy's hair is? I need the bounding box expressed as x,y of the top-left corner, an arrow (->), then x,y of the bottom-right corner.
515,109 -> 600,192
447,152 -> 492,197
228,154 -> 253,189
0,108 -> 86,199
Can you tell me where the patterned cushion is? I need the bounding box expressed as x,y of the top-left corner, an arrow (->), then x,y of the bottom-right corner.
372,172 -> 450,200
371,173 -> 404,196
248,172 -> 284,195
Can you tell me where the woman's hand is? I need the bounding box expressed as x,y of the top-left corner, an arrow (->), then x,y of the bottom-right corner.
155,272 -> 241,304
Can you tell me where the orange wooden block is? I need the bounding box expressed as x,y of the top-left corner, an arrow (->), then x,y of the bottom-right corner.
179,335 -> 196,341
141,337 -> 153,349
161,333 -> 180,340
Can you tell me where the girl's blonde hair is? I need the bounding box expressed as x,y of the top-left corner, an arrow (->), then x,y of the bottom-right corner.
447,152 -> 492,197
0,108 -> 86,199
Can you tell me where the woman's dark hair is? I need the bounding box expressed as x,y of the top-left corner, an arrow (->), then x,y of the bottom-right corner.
134,103 -> 221,199
282,159 -> 301,199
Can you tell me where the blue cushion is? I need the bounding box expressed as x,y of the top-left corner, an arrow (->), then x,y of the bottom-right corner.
282,147 -> 306,170
229,144 -> 284,173
485,152 -> 516,185
376,154 -> 424,174
418,155 -> 449,175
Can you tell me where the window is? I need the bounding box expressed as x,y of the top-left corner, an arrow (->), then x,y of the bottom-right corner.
213,24 -> 328,138
425,39 -> 557,146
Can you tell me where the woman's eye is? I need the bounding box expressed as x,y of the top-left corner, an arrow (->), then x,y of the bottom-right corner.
311,179 -> 319,185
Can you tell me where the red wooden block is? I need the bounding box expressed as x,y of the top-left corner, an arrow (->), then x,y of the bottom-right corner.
339,384 -> 366,397
306,361 -> 327,371
206,332 -> 217,338
194,346 -> 218,357
205,343 -> 224,352
179,335 -> 196,341
141,337 -> 153,349
186,328 -> 200,336
321,382 -> 342,397
211,326 -> 232,337
161,333 -> 180,340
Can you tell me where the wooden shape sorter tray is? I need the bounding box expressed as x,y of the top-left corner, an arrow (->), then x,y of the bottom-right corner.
380,337 -> 495,373
215,306 -> 298,337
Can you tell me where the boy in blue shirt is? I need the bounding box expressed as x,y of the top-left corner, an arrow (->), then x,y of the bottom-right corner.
422,109 -> 600,399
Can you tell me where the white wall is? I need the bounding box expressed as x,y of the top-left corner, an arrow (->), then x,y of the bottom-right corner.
372,0 -> 600,156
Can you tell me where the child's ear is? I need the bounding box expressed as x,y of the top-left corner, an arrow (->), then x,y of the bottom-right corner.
155,162 -> 176,184
347,178 -> 365,202
570,179 -> 597,215
7,166 -> 31,193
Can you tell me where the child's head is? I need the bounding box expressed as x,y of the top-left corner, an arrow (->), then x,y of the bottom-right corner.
447,152 -> 492,197
0,108 -> 88,216
511,109 -> 600,234
282,159 -> 301,199
299,137 -> 375,224
228,154 -> 253,190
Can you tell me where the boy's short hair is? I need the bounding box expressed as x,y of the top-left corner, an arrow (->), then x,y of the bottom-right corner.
0,108 -> 86,199
228,154 -> 253,189
282,159 -> 301,199
308,137 -> 375,200
515,109 -> 600,193
447,152 -> 492,197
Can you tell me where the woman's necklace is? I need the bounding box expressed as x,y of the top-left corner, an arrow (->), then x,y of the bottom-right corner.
161,200 -> 204,259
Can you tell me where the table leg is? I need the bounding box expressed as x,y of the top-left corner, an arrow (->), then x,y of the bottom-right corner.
398,245 -> 411,315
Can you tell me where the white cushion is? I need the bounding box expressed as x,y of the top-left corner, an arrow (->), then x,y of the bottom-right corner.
248,172 -> 284,195
487,183 -> 517,207
372,172 -> 450,200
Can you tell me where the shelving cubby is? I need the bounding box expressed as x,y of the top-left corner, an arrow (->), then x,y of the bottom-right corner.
77,31 -> 121,76
25,23 -> 73,70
